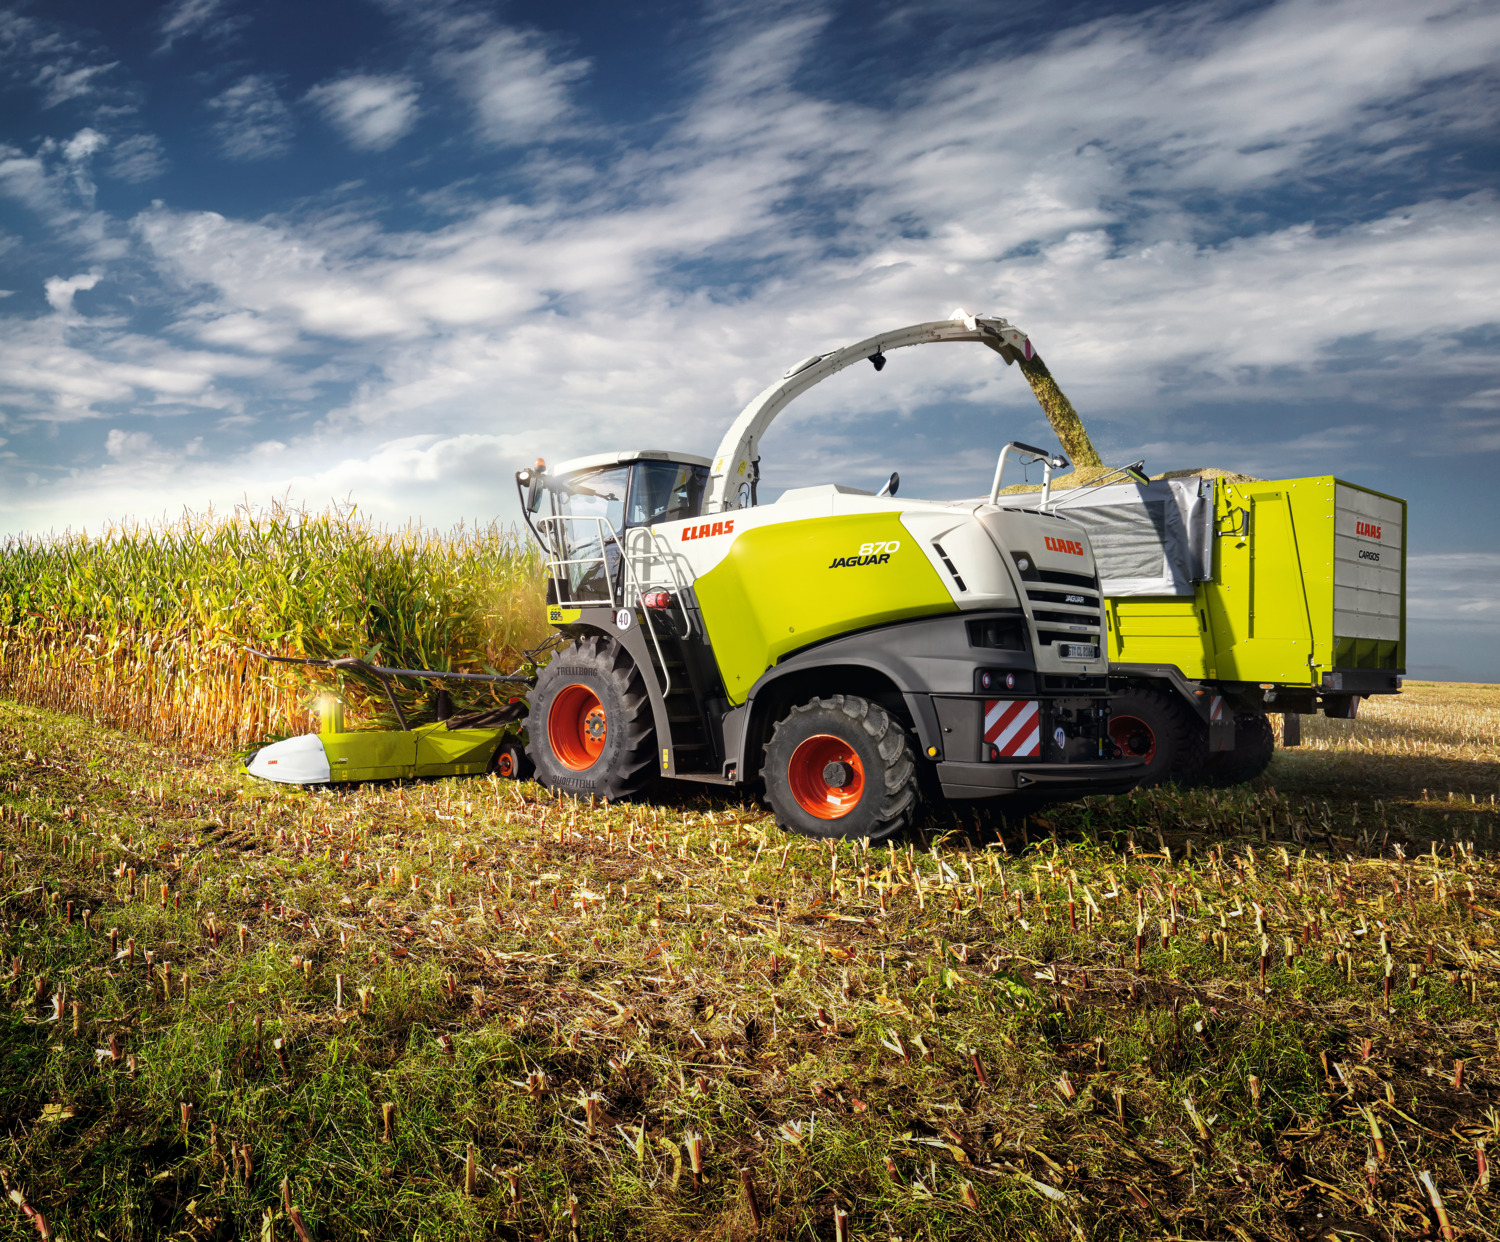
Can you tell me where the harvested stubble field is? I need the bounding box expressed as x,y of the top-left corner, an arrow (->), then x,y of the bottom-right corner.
0,684 -> 1497,1242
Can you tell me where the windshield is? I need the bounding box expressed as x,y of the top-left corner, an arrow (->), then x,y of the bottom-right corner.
627,461 -> 708,527
543,466 -> 627,601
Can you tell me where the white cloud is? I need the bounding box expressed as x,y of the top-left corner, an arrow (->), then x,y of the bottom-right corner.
136,203 -> 549,343
306,74 -> 419,151
0,307 -> 272,423
43,272 -> 100,313
59,127 -> 107,205
34,60 -> 117,109
207,75 -> 293,160
62,129 -> 107,163
104,427 -> 158,461
109,0 -> 1500,522
0,7 -> 124,118
0,150 -> 63,215
433,22 -> 588,144
106,133 -> 167,183
0,137 -> 130,258
157,0 -> 244,52
1408,554 -> 1500,622
2,0 -> 1499,581
186,311 -> 302,355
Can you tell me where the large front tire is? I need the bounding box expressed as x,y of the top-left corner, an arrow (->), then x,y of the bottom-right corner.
1107,685 -> 1206,788
526,636 -> 655,801
762,695 -> 919,842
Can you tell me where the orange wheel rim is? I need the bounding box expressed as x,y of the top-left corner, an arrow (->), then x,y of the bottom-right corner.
1109,714 -> 1156,763
496,750 -> 516,778
549,685 -> 606,770
787,734 -> 865,820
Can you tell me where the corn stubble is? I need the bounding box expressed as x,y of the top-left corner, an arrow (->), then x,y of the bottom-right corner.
0,501 -> 549,753
0,684 -> 1496,1239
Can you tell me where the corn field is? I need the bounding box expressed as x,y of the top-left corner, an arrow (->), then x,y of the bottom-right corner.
0,502 -> 549,753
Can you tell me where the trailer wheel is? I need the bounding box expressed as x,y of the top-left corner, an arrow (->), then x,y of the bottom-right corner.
526,636 -> 655,801
491,739 -> 533,781
1107,685 -> 1206,787
1202,711 -> 1275,787
762,695 -> 918,842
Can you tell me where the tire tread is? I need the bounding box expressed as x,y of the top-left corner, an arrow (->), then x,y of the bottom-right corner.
762,695 -> 919,841
526,636 -> 655,801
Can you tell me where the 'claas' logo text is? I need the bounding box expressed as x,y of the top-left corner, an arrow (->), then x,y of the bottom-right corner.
1044,536 -> 1085,556
1356,520 -> 1381,539
681,519 -> 734,541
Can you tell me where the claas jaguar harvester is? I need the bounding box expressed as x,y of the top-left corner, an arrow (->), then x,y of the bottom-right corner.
514,312 -> 1142,841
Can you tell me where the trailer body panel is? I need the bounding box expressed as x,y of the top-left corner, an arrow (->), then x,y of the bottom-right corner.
1089,475 -> 1405,690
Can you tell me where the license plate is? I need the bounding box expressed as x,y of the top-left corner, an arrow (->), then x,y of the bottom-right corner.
1061,643 -> 1097,660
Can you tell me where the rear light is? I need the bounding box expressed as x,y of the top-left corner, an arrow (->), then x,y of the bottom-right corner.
641,590 -> 673,610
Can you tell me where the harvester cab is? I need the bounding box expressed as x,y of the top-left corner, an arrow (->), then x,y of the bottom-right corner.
515,311 -> 1142,840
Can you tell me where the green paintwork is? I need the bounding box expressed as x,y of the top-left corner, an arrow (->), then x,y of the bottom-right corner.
320,723 -> 506,782
319,698 -> 345,736
1106,475 -> 1406,687
693,512 -> 957,704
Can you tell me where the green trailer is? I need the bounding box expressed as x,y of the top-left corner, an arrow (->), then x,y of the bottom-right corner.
1053,473 -> 1406,784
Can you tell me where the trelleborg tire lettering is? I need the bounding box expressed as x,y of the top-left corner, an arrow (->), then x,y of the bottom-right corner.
525,636 -> 655,801
761,695 -> 918,842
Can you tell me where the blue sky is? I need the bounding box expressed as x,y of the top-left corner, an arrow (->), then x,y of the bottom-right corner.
1,0 -> 1498,678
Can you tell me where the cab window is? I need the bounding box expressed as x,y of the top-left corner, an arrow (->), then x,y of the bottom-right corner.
626,461 -> 708,528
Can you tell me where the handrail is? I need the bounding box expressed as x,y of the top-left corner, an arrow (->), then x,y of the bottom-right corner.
988,441 -> 1069,509
537,515 -> 680,701
535,514 -> 619,603
648,529 -> 696,640
623,526 -> 677,700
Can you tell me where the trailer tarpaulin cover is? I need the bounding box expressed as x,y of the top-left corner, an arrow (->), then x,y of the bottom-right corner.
1038,478 -> 1213,597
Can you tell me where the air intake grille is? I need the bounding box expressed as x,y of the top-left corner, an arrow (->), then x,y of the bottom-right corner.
1034,568 -> 1099,591
932,542 -> 967,592
1032,608 -> 1100,627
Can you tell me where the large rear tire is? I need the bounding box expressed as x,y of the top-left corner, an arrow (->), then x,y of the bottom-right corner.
1202,711 -> 1275,787
1107,685 -> 1206,788
763,695 -> 918,842
526,636 -> 655,801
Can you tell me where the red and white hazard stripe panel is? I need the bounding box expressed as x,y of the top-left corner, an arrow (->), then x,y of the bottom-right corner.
1210,695 -> 1224,723
983,699 -> 1041,758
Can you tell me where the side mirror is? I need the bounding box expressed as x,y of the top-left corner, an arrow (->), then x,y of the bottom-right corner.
515,459 -> 546,513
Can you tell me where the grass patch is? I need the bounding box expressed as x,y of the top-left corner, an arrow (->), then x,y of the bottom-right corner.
0,683 -> 1496,1239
